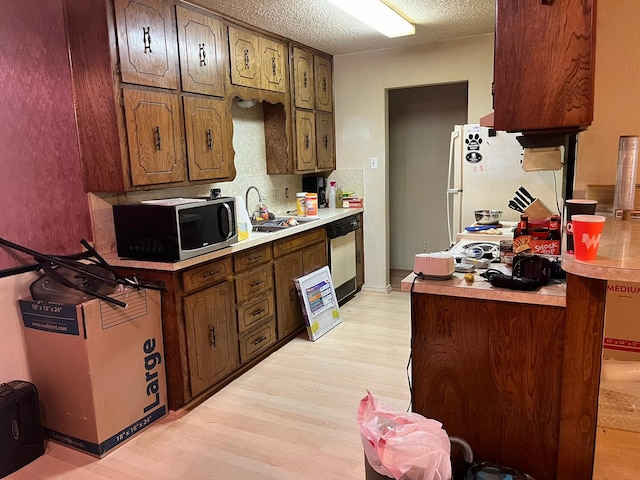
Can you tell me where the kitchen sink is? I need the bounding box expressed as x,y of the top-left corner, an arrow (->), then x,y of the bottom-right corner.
251,216 -> 318,233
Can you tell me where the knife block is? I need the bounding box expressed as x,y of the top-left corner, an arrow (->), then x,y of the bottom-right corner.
524,198 -> 554,219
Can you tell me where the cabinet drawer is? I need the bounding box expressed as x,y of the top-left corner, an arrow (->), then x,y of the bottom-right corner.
233,244 -> 273,273
235,264 -> 273,303
239,319 -> 276,363
237,293 -> 275,334
181,257 -> 232,293
273,227 -> 326,258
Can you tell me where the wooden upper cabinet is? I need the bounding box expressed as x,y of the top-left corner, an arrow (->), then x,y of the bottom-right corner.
183,95 -> 234,182
122,87 -> 186,186
260,37 -> 286,93
228,26 -> 261,89
114,0 -> 179,89
176,6 -> 226,97
293,47 -> 314,109
493,0 -> 595,133
314,55 -> 333,112
316,112 -> 334,170
295,110 -> 316,172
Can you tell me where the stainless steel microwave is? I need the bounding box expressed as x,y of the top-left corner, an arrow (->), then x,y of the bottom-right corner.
113,197 -> 237,262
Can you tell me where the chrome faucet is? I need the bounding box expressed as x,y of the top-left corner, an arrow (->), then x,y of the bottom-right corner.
245,186 -> 262,219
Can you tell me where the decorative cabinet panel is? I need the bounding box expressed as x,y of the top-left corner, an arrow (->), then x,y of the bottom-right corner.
122,87 -> 186,186
493,0 -> 595,133
176,6 -> 226,97
228,26 -> 261,89
239,320 -> 277,364
183,95 -> 234,181
114,0 -> 179,89
295,110 -> 316,172
184,280 -> 238,397
260,37 -> 286,93
314,55 -> 333,112
293,47 -> 314,109
315,112 -> 334,170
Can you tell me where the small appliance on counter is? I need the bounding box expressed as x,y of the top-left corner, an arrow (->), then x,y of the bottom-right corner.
302,176 -> 327,207
113,196 -> 237,262
413,253 -> 455,280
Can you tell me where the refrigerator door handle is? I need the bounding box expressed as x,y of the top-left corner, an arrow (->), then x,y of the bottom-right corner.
447,129 -> 461,246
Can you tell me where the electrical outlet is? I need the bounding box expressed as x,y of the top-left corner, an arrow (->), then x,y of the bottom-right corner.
423,241 -> 430,252
370,157 -> 378,169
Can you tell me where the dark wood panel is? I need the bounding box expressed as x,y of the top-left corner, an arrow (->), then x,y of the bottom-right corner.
411,294 -> 565,480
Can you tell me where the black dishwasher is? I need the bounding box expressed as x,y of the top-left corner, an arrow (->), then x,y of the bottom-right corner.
326,215 -> 360,305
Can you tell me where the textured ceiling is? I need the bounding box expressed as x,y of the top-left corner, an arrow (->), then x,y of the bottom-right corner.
186,0 -> 496,55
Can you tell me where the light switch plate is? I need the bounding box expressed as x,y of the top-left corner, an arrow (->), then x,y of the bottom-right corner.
370,157 -> 378,169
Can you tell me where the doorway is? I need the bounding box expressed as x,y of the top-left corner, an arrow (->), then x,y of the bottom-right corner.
388,82 -> 468,288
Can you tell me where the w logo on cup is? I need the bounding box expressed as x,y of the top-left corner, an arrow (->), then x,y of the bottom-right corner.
581,233 -> 601,250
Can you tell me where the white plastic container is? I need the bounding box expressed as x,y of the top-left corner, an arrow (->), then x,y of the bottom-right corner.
305,193 -> 318,217
328,181 -> 337,209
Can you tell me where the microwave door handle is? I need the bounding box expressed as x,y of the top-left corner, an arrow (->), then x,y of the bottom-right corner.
222,202 -> 234,239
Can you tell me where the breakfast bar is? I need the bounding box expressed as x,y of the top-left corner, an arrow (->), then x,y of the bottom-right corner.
401,218 -> 639,480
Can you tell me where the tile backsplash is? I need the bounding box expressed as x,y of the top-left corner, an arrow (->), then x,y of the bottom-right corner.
90,102 -> 363,254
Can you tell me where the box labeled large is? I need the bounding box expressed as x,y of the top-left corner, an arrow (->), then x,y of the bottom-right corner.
604,281 -> 640,361
19,288 -> 167,457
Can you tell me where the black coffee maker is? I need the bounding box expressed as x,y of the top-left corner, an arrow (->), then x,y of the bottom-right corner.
302,176 -> 328,208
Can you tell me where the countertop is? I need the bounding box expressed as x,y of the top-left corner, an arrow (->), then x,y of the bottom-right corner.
400,263 -> 566,307
561,217 -> 640,282
101,207 -> 363,272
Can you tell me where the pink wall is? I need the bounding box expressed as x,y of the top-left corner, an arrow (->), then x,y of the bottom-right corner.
0,0 -> 92,270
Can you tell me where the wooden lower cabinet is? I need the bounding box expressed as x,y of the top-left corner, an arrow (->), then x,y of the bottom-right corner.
273,228 -> 327,339
184,280 -> 238,397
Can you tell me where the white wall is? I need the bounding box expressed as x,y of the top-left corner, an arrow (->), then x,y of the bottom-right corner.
333,34 -> 495,290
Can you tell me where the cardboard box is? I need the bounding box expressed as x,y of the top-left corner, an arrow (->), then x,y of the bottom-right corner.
512,235 -> 560,255
19,288 -> 167,457
604,281 -> 640,361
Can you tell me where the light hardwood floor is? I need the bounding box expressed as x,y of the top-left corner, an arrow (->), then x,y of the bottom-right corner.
8,289 -> 639,479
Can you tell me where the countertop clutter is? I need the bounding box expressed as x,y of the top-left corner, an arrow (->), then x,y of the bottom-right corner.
102,207 -> 363,272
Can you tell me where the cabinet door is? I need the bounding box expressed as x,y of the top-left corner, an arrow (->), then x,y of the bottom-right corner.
314,55 -> 333,112
274,252 -> 304,339
228,27 -> 261,88
184,281 -> 238,397
493,0 -> 595,132
260,37 -> 286,93
315,112 -> 334,171
183,95 -> 233,181
303,241 -> 327,275
114,0 -> 178,89
293,47 -> 314,109
176,6 -> 226,97
295,110 -> 316,172
123,88 -> 186,186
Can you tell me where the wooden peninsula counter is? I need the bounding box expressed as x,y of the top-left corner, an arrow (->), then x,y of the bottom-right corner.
401,219 -> 640,480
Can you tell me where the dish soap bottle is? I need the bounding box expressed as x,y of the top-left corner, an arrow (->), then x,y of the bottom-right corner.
335,183 -> 344,208
328,181 -> 337,209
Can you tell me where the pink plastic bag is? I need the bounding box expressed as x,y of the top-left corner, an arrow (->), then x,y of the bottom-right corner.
357,391 -> 451,480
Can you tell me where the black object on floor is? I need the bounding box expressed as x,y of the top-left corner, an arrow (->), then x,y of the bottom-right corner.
0,381 -> 45,478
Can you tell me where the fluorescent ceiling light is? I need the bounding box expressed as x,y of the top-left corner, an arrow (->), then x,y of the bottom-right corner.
326,0 -> 415,38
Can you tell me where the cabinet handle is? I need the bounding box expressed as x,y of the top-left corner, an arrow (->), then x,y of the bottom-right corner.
199,43 -> 207,66
303,71 -> 307,88
250,279 -> 264,288
244,49 -> 250,69
289,286 -> 296,302
206,129 -> 213,151
143,27 -> 152,54
210,326 -> 216,346
323,134 -> 328,149
154,126 -> 161,151
253,336 -> 267,346
251,308 -> 266,317
541,0 -> 554,4
271,57 -> 277,76
322,77 -> 327,93
305,134 -> 310,149
248,254 -> 263,262
202,269 -> 220,278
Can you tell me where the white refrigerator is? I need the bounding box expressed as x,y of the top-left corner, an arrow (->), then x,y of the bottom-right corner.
446,124 -> 563,244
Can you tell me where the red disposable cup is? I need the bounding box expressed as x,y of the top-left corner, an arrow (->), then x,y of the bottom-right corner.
571,214 -> 606,261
